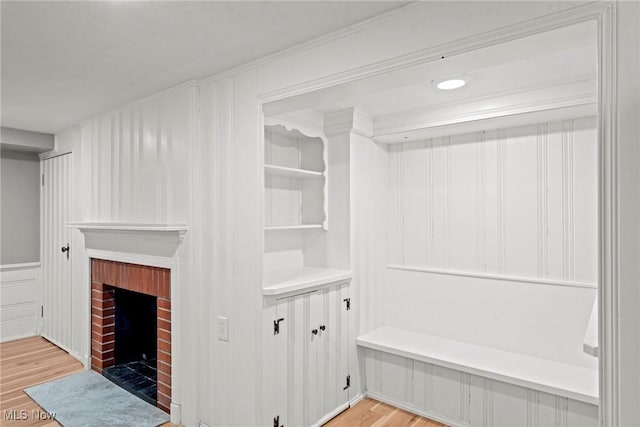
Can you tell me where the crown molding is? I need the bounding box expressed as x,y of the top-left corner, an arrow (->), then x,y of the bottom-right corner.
257,2 -> 610,104
373,81 -> 597,142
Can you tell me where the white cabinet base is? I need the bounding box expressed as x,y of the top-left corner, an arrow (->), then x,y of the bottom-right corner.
362,348 -> 598,427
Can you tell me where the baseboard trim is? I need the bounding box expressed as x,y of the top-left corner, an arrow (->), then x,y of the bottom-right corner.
0,332 -> 37,344
40,334 -> 74,356
317,402 -> 349,426
349,391 -> 367,407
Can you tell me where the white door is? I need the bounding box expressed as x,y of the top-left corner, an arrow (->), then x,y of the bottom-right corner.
40,153 -> 72,350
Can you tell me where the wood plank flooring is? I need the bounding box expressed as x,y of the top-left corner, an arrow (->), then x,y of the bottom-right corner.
324,398 -> 446,427
0,337 -> 179,427
1,336 -> 443,427
0,336 -> 83,426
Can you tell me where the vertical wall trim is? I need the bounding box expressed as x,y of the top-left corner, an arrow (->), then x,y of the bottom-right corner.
554,396 -> 568,427
598,4 -> 619,425
537,124 -> 549,278
476,133 -> 485,271
425,362 -> 432,410
425,140 -> 432,266
91,122 -> 99,219
374,349 -> 382,394
405,358 -> 414,404
497,129 -> 506,273
399,144 -> 405,264
444,137 -> 450,268
126,108 -> 134,219
112,113 -> 119,221
460,373 -> 471,424
567,121 -> 575,281
527,390 -> 539,427
428,140 -> 435,266
483,378 -> 493,427
562,120 -> 576,281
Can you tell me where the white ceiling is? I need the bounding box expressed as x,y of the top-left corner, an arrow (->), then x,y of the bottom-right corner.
264,20 -> 597,142
0,1 -> 405,134
266,21 -> 597,116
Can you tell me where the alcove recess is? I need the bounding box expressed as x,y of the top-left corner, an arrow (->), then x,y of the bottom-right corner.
263,110 -> 352,296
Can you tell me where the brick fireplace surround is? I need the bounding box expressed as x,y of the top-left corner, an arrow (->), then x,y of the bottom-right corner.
91,258 -> 172,412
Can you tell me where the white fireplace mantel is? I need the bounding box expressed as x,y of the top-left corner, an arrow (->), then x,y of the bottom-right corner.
67,222 -> 188,260
68,222 -> 186,424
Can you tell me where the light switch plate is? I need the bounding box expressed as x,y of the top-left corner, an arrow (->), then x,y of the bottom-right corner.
217,316 -> 229,342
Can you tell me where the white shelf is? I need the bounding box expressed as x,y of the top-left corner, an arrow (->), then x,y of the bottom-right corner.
357,327 -> 598,405
66,222 -> 188,232
265,164 -> 324,178
263,267 -> 353,297
265,224 -> 324,231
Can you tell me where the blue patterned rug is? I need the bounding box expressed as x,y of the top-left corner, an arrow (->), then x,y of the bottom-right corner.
24,370 -> 169,427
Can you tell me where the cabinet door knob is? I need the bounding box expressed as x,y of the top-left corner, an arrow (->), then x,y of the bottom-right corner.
311,329 -> 318,335
319,325 -> 326,331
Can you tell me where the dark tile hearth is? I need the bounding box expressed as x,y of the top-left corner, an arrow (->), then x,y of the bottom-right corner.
103,359 -> 157,406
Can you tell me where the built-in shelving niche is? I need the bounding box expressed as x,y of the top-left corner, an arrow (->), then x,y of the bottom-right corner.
263,116 -> 351,296
264,123 -> 327,230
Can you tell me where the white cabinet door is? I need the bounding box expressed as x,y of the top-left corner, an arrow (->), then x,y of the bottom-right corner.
273,283 -> 350,427
315,285 -> 350,422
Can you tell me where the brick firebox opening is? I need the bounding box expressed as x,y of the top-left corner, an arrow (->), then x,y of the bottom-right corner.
91,259 -> 172,412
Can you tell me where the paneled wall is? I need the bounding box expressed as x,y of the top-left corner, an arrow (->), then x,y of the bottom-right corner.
67,83 -> 203,425
77,84 -> 196,223
0,264 -> 40,342
384,117 -> 598,368
387,117 -> 597,285
47,1 -> 640,424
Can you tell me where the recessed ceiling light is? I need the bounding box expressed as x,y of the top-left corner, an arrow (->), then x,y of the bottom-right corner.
433,75 -> 469,90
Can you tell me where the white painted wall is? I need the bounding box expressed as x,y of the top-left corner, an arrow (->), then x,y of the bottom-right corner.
384,117 -> 598,368
50,2 -> 639,425
0,263 -> 40,342
1,150 -> 41,264
387,117 -> 597,283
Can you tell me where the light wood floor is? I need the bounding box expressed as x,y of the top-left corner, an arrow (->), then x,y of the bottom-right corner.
0,336 -> 180,427
325,398 -> 446,427
1,336 -> 83,426
1,337 -> 443,427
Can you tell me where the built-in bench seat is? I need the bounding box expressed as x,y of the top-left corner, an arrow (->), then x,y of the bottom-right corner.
358,327 -> 599,425
357,327 -> 598,405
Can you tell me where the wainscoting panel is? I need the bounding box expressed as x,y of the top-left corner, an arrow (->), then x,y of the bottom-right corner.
387,116 -> 597,286
0,263 -> 40,342
363,348 -> 598,427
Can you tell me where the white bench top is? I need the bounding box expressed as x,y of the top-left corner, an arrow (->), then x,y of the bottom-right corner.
357,327 -> 598,405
